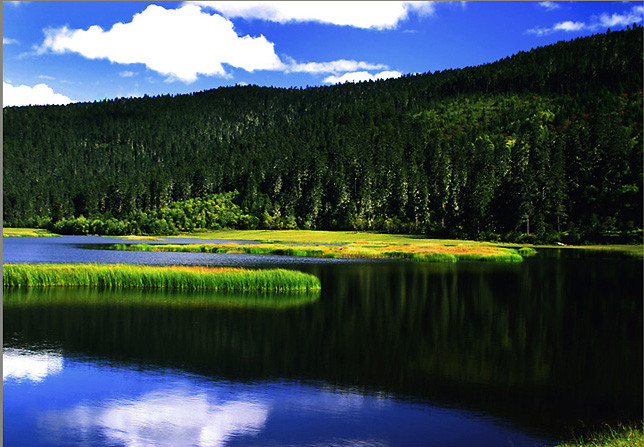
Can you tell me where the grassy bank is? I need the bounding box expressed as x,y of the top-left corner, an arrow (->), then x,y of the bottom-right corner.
3,227 -> 59,237
109,241 -> 525,263
557,424 -> 643,447
3,264 -> 321,292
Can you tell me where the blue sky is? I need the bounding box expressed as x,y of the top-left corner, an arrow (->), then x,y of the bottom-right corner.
3,1 -> 643,106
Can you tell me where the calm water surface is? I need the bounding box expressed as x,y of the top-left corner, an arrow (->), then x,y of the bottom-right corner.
3,236 -> 642,446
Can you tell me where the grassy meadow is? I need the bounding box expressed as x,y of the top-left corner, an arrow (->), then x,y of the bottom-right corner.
109,240 -> 525,262
3,227 -> 59,237
3,263 -> 321,292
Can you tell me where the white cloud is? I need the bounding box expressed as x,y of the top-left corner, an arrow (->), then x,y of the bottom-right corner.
42,388 -> 269,447
39,4 -> 285,83
538,2 -> 560,11
3,37 -> 18,45
3,81 -> 75,107
37,74 -> 55,80
3,348 -> 64,382
189,1 -> 436,30
553,20 -> 586,31
36,4 -> 406,84
527,20 -> 587,35
598,6 -> 643,27
527,5 -> 643,36
287,59 -> 388,74
323,70 -> 402,84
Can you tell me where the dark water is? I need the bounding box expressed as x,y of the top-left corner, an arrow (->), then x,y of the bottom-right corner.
3,237 -> 642,446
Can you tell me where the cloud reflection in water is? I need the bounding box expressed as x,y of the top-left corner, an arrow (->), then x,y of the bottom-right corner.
41,387 -> 269,447
3,348 -> 64,383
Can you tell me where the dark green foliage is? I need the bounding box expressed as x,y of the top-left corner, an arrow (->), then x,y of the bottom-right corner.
3,27 -> 642,242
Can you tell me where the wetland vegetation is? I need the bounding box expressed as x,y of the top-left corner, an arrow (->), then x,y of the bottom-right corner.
3,263 -> 321,292
108,240 -> 525,262
557,424 -> 643,447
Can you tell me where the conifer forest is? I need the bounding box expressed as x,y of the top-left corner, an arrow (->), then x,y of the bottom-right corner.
3,26 -> 642,243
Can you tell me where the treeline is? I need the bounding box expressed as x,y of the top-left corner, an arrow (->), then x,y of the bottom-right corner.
3,27 -> 643,243
46,192 -> 294,236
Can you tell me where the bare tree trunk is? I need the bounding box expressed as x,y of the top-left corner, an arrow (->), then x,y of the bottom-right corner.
526,214 -> 530,236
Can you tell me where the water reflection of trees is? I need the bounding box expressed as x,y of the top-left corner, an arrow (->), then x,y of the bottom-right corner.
4,259 -> 642,437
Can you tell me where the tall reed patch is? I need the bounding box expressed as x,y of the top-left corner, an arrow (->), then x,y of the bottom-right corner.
3,264 -> 321,292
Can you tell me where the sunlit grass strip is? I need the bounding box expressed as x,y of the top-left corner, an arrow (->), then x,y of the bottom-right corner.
3,264 -> 321,292
109,242 -> 524,262
557,423 -> 643,447
120,235 -> 164,241
3,227 -> 59,237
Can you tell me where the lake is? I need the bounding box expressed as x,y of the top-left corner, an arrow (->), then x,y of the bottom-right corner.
3,236 -> 642,446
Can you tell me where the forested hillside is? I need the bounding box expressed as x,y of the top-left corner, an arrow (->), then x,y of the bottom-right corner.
3,26 -> 642,243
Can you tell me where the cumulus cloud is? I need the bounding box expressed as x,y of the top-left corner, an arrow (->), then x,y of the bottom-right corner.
323,70 -> 402,84
3,81 -> 75,107
39,4 -> 286,83
36,4 -> 401,83
189,1 -> 436,30
598,6 -> 644,27
538,2 -> 560,11
3,37 -> 18,45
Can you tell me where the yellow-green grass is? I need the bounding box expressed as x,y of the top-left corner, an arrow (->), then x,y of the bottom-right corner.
557,424 -> 643,447
498,242 -> 643,258
3,263 -> 321,292
174,229 -> 483,245
174,230 -> 642,257
110,241 -> 524,263
3,227 -> 59,237
3,286 -> 319,309
119,235 -> 165,241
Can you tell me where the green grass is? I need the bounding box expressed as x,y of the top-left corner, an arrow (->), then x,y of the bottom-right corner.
108,241 -> 524,263
3,263 -> 321,292
557,424 -> 643,447
518,247 -> 538,257
3,227 -> 59,237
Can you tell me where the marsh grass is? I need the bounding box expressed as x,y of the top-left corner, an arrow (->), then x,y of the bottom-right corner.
518,247 -> 538,257
120,235 -> 164,241
557,424 -> 643,447
3,227 -> 59,237
109,241 -> 524,262
3,264 -> 321,292
172,230 -> 643,258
